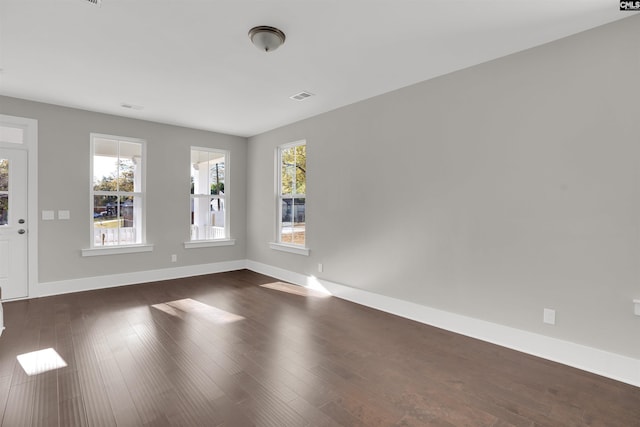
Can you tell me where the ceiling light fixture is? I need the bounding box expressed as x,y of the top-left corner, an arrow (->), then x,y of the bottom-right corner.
248,26 -> 286,52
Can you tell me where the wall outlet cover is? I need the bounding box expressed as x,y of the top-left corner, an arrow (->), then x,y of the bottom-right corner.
42,210 -> 54,220
543,308 -> 556,325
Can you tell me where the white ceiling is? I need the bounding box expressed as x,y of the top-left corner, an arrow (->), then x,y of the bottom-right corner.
0,1 -> 635,137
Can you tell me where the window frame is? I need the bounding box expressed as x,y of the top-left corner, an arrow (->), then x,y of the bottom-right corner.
272,139 -> 308,255
184,146 -> 234,248
84,133 -> 149,255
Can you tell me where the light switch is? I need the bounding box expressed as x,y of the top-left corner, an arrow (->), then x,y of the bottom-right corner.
42,210 -> 54,220
58,210 -> 70,220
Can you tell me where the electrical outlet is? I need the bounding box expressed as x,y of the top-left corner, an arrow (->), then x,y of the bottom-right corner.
318,263 -> 323,273
171,254 -> 177,263
543,308 -> 556,325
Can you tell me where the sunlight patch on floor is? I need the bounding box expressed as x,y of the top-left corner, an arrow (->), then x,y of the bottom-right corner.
151,298 -> 245,324
261,281 -> 331,298
17,348 -> 68,376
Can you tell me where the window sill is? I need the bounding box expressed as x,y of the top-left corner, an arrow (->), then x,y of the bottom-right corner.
81,244 -> 154,257
269,242 -> 310,256
184,239 -> 236,249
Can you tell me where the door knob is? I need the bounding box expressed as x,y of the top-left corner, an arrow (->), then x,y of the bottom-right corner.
18,219 -> 25,224
18,229 -> 26,234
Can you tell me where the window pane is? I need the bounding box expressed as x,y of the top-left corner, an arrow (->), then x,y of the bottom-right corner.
191,196 -> 206,240
0,159 -> 8,225
0,125 -> 24,144
119,142 -> 141,192
190,163 -> 196,195
280,198 -> 294,244
191,196 -> 225,240
0,159 -> 8,192
93,138 -> 118,191
191,149 -> 226,196
119,195 -> 140,244
93,195 -> 118,217
210,195 -> 225,228
93,195 -> 119,246
281,147 -> 295,195
0,195 -> 7,226
293,198 -> 305,245
209,152 -> 224,196
93,150 -> 119,193
117,158 -> 135,192
294,145 -> 306,195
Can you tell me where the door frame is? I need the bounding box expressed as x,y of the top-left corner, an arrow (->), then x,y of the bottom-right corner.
0,114 -> 38,299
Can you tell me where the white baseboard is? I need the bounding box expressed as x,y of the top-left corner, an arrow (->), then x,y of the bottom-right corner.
246,260 -> 640,388
37,260 -> 247,298
33,259 -> 640,387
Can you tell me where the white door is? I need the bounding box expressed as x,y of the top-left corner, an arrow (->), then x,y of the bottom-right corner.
0,148 -> 28,300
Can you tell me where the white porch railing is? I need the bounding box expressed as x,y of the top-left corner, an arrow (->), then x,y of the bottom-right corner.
190,225 -> 225,240
93,228 -> 137,246
94,226 -> 225,246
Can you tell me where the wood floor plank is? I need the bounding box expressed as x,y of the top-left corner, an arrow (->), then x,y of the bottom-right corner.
0,376 -> 11,424
234,371 -> 307,426
2,380 -> 36,426
31,370 -> 59,427
0,270 -> 638,426
97,354 -> 143,427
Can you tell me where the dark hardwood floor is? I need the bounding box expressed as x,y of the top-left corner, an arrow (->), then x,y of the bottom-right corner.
0,270 -> 638,426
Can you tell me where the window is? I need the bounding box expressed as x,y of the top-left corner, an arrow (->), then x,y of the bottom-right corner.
190,148 -> 229,241
277,141 -> 306,247
0,158 -> 8,226
90,134 -> 145,248
0,124 -> 25,145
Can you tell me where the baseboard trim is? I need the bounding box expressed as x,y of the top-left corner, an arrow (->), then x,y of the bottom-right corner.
37,260 -> 247,298
246,260 -> 640,388
34,259 -> 640,387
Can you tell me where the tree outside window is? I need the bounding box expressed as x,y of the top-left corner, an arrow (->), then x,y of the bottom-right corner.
90,135 -> 145,247
278,141 -> 306,246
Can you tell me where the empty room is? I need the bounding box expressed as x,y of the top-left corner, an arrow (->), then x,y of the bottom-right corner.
0,1 -> 639,426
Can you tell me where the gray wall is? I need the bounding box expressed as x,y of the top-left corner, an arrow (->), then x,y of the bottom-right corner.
247,15 -> 640,358
0,96 -> 247,283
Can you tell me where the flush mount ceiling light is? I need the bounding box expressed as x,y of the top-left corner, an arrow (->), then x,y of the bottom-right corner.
248,26 -> 286,52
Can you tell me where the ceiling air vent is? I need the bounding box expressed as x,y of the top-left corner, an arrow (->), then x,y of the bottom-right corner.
290,91 -> 314,101
120,103 -> 143,110
83,0 -> 102,6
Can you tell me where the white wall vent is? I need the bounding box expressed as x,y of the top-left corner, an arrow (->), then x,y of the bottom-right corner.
120,103 -> 144,110
290,91 -> 314,101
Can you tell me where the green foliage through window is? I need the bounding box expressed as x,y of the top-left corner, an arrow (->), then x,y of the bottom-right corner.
281,144 -> 306,195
